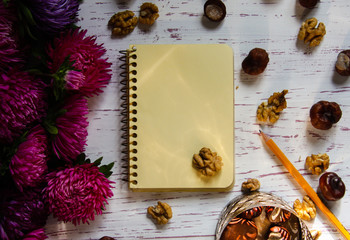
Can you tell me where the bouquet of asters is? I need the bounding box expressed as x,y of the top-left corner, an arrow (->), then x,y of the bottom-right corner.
0,0 -> 114,239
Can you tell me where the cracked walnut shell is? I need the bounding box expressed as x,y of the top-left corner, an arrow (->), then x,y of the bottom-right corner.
257,90 -> 288,124
139,2 -> 159,25
298,17 -> 326,47
241,178 -> 260,192
305,153 -> 330,175
147,201 -> 172,224
192,147 -> 223,176
108,10 -> 138,36
293,195 -> 316,221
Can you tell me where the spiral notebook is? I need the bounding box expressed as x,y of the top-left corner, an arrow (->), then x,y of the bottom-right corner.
120,44 -> 234,191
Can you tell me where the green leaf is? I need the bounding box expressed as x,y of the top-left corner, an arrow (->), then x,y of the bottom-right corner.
99,162 -> 114,178
93,157 -> 103,166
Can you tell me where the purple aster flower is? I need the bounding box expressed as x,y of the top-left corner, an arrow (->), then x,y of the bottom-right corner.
9,125 -> 49,192
65,70 -> 86,91
23,228 -> 47,240
47,28 -> 112,97
0,2 -> 23,73
25,0 -> 80,35
0,69 -> 47,144
0,190 -> 48,240
52,94 -> 89,162
43,163 -> 114,225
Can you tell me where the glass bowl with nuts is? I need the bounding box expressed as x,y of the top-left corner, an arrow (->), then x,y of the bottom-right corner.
215,192 -> 313,240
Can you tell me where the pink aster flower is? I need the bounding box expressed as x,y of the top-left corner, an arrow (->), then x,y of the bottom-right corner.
23,228 -> 47,240
10,125 -> 49,191
52,94 -> 89,162
0,191 -> 48,240
47,29 -> 112,97
0,69 -> 47,144
0,2 -> 23,73
43,163 -> 114,225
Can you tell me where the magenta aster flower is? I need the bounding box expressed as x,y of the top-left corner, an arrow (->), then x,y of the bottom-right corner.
65,70 -> 86,91
47,29 -> 112,97
9,125 -> 49,192
25,0 -> 80,35
23,228 -> 47,240
0,2 -> 23,73
0,191 -> 48,240
44,163 -> 114,225
0,69 -> 47,144
52,94 -> 89,162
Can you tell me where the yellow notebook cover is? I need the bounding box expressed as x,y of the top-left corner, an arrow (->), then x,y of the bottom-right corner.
123,44 -> 234,191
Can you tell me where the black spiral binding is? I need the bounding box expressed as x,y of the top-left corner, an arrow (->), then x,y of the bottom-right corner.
119,47 -> 138,186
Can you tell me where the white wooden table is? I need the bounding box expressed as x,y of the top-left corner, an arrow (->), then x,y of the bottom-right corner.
45,0 -> 350,239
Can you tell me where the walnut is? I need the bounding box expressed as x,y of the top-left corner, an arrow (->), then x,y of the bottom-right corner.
147,201 -> 172,224
139,2 -> 159,25
305,153 -> 330,175
293,195 -> 316,221
257,90 -> 288,124
310,229 -> 322,240
298,17 -> 326,47
108,10 -> 138,36
241,178 -> 260,192
192,147 -> 223,176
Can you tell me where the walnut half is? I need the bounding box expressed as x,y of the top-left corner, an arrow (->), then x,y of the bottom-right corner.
139,2 -> 159,25
305,153 -> 330,175
293,195 -> 316,221
147,201 -> 172,224
298,17 -> 326,47
241,178 -> 260,192
108,10 -> 138,36
257,90 -> 288,124
192,147 -> 223,176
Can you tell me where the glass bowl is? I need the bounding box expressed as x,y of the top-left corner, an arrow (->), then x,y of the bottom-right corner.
215,191 -> 313,240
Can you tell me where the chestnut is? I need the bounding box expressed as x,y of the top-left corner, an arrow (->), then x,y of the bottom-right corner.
309,101 -> 342,130
319,172 -> 346,201
299,0 -> 319,9
99,237 -> 115,240
204,0 -> 226,22
335,50 -> 350,76
242,48 -> 269,75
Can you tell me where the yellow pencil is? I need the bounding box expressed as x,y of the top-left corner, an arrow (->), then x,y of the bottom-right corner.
259,130 -> 350,239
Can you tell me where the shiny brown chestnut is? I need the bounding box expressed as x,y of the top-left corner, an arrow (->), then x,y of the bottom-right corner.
335,50 -> 350,76
242,48 -> 269,75
204,0 -> 226,22
99,237 -> 115,240
309,101 -> 342,130
319,172 -> 346,201
299,0 -> 319,9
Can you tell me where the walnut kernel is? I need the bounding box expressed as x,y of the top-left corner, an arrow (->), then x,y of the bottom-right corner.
241,178 -> 260,192
257,90 -> 288,124
139,2 -> 159,25
147,201 -> 172,224
293,195 -> 316,221
108,10 -> 138,36
305,153 -> 330,175
298,17 -> 326,47
192,147 -> 223,176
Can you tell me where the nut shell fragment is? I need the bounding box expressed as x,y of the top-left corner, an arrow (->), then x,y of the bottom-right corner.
204,0 -> 226,22
192,147 -> 223,176
335,50 -> 350,76
147,201 -> 172,224
139,2 -> 159,25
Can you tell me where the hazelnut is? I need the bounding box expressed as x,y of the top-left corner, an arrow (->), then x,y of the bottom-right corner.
335,50 -> 350,76
299,0 -> 319,9
309,101 -> 342,130
204,0 -> 226,22
319,172 -> 346,201
242,48 -> 269,75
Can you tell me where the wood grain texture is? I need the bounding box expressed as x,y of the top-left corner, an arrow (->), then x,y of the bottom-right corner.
44,0 -> 350,239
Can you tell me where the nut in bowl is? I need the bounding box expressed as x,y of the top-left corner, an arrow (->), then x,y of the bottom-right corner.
215,192 -> 313,240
